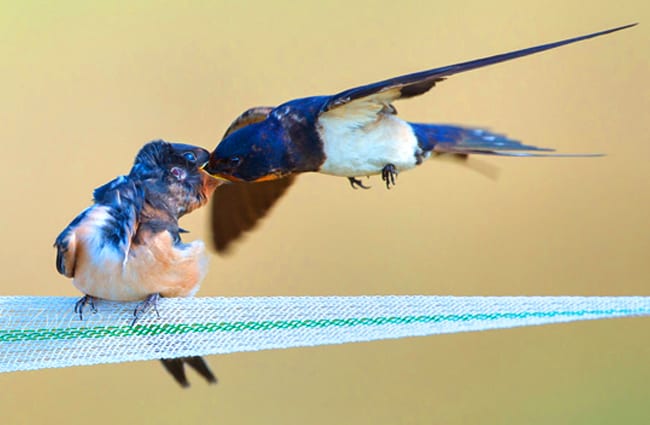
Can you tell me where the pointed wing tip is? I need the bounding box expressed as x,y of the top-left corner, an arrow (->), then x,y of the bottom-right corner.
184,356 -> 218,385
594,23 -> 638,37
161,357 -> 217,387
321,23 -> 637,114
160,358 -> 190,388
617,23 -> 638,30
212,239 -> 237,255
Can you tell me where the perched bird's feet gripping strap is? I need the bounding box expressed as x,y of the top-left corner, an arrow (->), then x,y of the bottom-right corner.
74,295 -> 97,320
132,293 -> 161,326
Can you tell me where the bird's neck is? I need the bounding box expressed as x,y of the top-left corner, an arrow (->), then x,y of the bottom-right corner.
140,198 -> 178,226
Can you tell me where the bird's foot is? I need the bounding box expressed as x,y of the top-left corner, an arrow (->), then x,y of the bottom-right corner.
348,177 -> 371,190
131,293 -> 161,326
74,295 -> 97,320
381,164 -> 398,189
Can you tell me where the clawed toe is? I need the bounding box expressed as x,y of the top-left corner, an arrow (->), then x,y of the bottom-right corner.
348,177 -> 371,190
131,293 -> 161,326
381,164 -> 398,189
74,295 -> 97,320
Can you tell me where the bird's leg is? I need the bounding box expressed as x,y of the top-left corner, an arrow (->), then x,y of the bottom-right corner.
348,177 -> 371,190
381,164 -> 398,189
131,293 -> 161,326
74,295 -> 97,320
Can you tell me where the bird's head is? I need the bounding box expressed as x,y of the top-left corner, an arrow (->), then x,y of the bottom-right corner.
203,122 -> 292,183
131,140 -> 219,216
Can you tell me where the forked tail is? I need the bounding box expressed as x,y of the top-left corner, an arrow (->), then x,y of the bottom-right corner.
411,123 -> 603,157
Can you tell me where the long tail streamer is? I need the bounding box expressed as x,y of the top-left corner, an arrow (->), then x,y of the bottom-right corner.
1,296 -> 648,373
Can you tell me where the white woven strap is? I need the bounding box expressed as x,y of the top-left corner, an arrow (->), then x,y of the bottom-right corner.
1,296 -> 648,373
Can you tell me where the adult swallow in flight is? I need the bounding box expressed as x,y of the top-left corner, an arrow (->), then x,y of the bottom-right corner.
208,107 -> 297,252
204,24 -> 635,251
54,140 -> 219,387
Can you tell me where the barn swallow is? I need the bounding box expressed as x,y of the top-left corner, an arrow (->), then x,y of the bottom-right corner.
54,140 -> 219,387
208,107 -> 297,252
204,24 -> 635,250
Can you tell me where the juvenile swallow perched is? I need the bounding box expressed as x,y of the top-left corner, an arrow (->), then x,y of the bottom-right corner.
204,24 -> 635,249
54,140 -> 219,387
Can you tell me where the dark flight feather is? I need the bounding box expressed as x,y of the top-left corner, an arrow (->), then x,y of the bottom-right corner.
322,24 -> 637,112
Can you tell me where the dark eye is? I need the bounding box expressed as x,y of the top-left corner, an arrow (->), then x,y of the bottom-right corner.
229,156 -> 241,167
183,151 -> 197,162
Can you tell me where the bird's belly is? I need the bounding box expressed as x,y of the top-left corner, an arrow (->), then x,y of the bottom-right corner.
72,229 -> 209,301
318,115 -> 419,177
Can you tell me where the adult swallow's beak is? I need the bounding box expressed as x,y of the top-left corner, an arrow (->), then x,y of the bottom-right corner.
250,173 -> 284,182
202,161 -> 285,183
201,162 -> 240,183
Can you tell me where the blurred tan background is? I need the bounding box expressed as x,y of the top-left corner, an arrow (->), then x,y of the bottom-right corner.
1,1 -> 649,423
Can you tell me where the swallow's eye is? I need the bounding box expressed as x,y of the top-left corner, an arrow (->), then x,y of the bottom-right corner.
183,151 -> 197,162
229,156 -> 241,167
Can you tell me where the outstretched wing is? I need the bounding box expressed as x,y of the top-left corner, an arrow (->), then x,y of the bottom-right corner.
321,24 -> 635,114
222,106 -> 275,138
210,176 -> 296,253
210,106 -> 297,253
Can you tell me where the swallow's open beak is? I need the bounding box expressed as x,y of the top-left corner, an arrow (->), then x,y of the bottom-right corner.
200,162 -> 240,183
198,167 -> 227,182
251,173 -> 283,182
197,169 -> 223,197
201,160 -> 285,184
210,173 -> 240,183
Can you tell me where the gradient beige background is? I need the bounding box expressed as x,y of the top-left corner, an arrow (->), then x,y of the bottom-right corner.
1,1 -> 649,424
